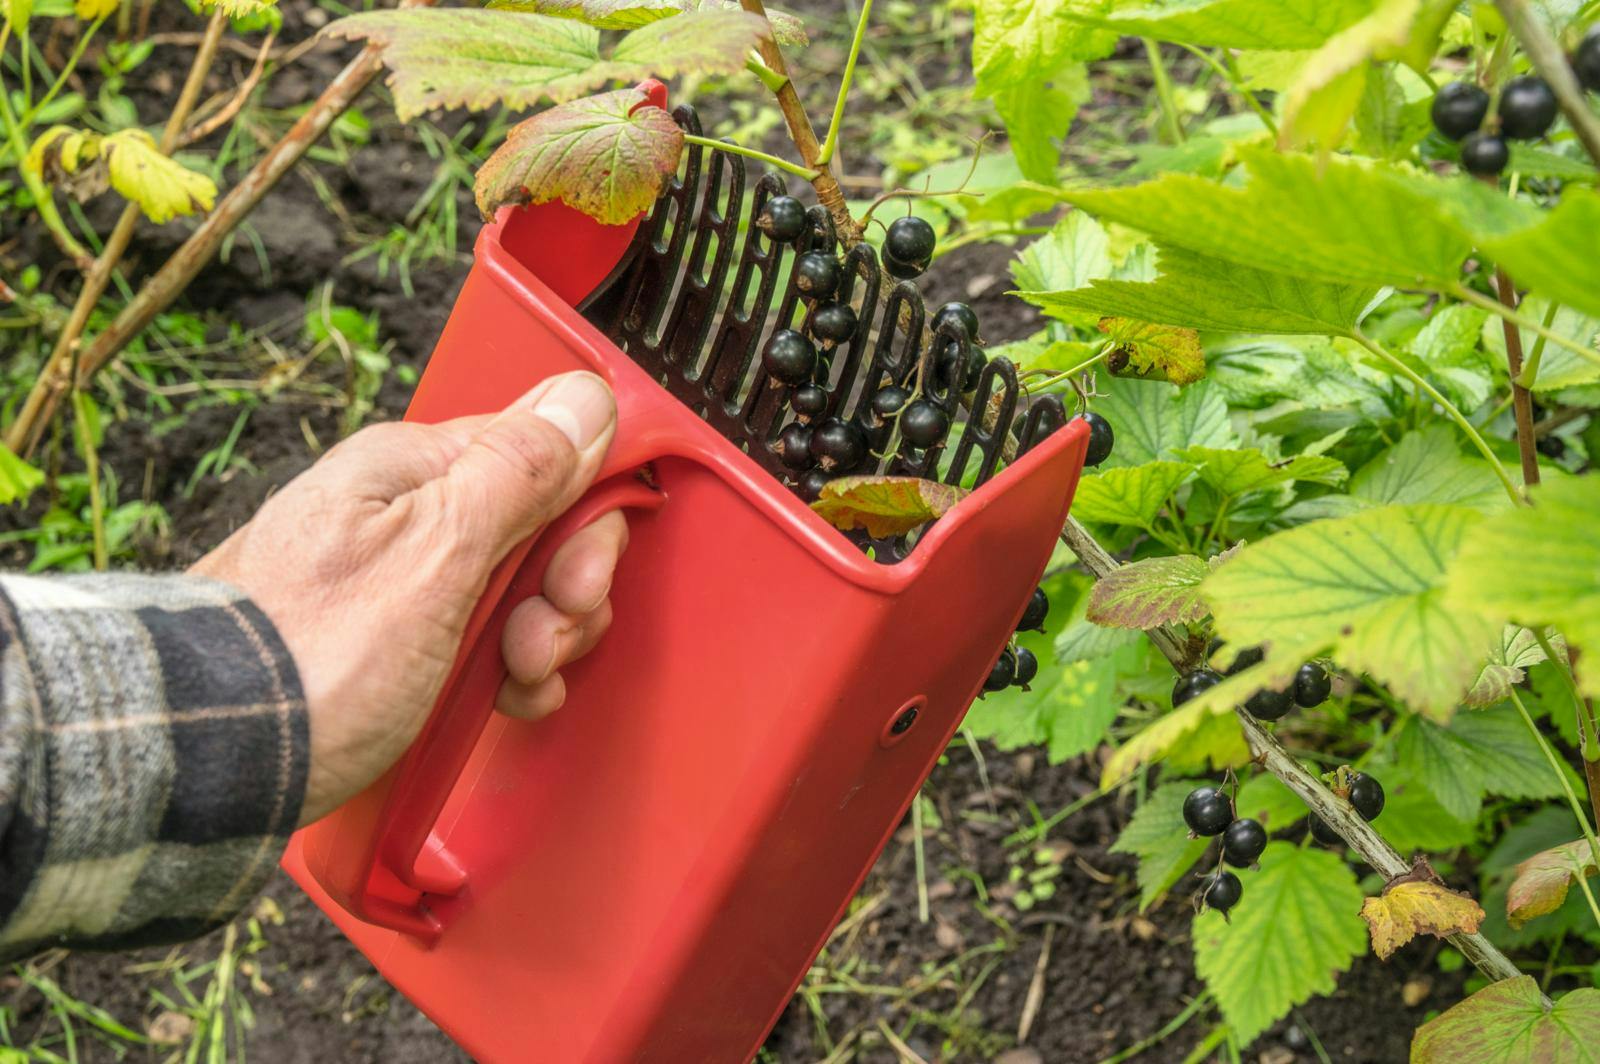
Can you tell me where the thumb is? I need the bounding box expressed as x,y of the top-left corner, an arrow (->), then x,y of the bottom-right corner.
439,371 -> 617,555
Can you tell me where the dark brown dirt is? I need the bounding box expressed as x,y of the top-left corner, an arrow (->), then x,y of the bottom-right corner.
2,4 -> 1454,1063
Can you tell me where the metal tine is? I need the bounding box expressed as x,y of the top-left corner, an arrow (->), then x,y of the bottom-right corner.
660,134 -> 744,379
614,105 -> 704,348
943,357 -> 1020,489
1016,395 -> 1069,457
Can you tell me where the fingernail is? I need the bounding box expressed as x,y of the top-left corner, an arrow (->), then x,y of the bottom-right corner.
528,372 -> 614,450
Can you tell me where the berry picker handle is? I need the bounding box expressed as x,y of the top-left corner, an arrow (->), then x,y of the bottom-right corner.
368,472 -> 667,938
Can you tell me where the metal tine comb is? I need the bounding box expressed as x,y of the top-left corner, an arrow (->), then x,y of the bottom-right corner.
581,104 -> 1069,561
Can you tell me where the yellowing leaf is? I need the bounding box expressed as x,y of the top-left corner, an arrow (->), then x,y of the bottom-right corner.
811,476 -> 969,539
1411,977 -> 1600,1064
1099,317 -> 1204,385
74,0 -> 115,18
23,126 -> 98,182
1506,839 -> 1600,930
1360,879 -> 1485,960
198,0 -> 275,16
100,130 -> 217,224
1086,553 -> 1211,629
475,87 -> 683,224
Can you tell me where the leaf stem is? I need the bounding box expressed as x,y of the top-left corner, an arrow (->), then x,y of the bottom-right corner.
1452,283 -> 1600,373
1513,299 -> 1560,390
1573,860 -> 1600,931
1173,42 -> 1277,137
1028,345 -> 1113,392
817,0 -> 872,167
1142,38 -> 1186,145
1348,329 -> 1524,506
1508,687 -> 1600,881
743,53 -> 789,94
71,391 -> 107,572
682,134 -> 819,180
0,63 -> 92,268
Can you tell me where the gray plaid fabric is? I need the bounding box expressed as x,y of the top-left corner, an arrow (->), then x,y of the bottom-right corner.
0,573 -> 307,961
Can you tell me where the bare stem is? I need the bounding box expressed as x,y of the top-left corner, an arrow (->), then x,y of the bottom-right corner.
1057,515 -> 1530,989
1494,0 -> 1600,168
1493,266 -> 1542,487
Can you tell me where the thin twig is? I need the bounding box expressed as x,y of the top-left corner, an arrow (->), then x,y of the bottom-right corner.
1493,265 -> 1541,487
858,134 -> 992,227
179,29 -> 279,148
1016,923 -> 1053,1045
1494,0 -> 1600,168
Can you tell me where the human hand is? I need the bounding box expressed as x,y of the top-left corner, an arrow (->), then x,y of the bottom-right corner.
193,371 -> 623,826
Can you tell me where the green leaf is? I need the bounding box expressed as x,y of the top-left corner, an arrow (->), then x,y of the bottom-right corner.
810,476 -> 968,538
1022,245 -> 1378,337
1475,191 -> 1600,321
1094,376 -> 1238,468
1484,299 -> 1600,394
1370,767 -> 1479,851
5,0 -> 33,32
1447,477 -> 1600,697
990,67 -> 1092,182
1233,773 -> 1308,833
964,644 -> 1137,763
1055,601 -> 1144,663
1061,147 -> 1471,291
1193,843 -> 1367,1046
1466,626 -> 1555,708
1110,781 -> 1211,910
1203,503 -> 1500,717
1099,318 -> 1206,385
474,87 -> 683,224
1011,212 -> 1113,328
99,130 -> 216,224
326,8 -> 766,120
490,0 -> 808,44
1172,445 -> 1348,497
1393,705 -> 1568,823
1086,553 -> 1211,629
1094,0 -> 1383,49
0,444 -> 44,505
1349,426 -> 1510,514
1411,977 -> 1600,1063
1070,461 -> 1197,529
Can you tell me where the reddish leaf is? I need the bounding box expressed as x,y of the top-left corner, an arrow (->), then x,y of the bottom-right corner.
475,87 -> 684,224
810,476 -> 969,538
1086,554 -> 1210,629
1507,838 -> 1600,930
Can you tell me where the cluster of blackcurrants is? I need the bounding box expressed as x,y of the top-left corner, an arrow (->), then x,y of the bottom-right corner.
982,587 -> 1050,694
1182,784 -> 1266,916
1428,31 -> 1600,180
1172,645 -> 1331,722
754,199 -> 995,502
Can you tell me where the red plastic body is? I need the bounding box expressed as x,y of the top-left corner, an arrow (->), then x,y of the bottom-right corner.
283,104 -> 1088,1061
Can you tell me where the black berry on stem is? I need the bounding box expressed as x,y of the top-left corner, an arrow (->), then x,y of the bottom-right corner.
935,341 -> 985,391
1082,411 -> 1114,467
793,251 -> 841,299
868,386 -> 910,427
883,255 -> 927,280
1182,786 -> 1234,837
1222,819 -> 1267,868
757,195 -> 807,242
899,400 -> 949,449
1348,772 -> 1386,821
1577,28 -> 1600,93
1293,662 -> 1331,708
884,216 -> 937,265
932,301 -> 980,340
777,423 -> 813,470
1013,647 -> 1039,688
1309,814 -> 1343,846
1172,669 -> 1222,708
809,418 -> 868,472
1245,686 -> 1294,722
1498,75 -> 1558,140
1430,81 -> 1489,140
812,302 -> 858,344
1220,644 -> 1264,675
763,329 -> 817,386
984,648 -> 1017,692
1202,871 -> 1242,914
797,469 -> 832,502
1537,433 -> 1566,459
1460,132 -> 1509,176
1018,587 -> 1049,632
791,385 -> 828,420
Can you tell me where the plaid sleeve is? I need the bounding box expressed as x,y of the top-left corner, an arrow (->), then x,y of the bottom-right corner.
0,572 -> 308,961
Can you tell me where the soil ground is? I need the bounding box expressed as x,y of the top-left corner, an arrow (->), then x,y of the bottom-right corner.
1,3 -> 1463,1061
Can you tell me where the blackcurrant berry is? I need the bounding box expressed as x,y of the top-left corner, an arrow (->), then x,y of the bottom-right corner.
931,301 -> 980,340
1082,411 -> 1114,467
1245,687 -> 1294,722
797,469 -> 832,502
1172,669 -> 1222,708
935,341 -> 985,391
1222,818 -> 1267,868
793,251 -> 841,299
899,400 -> 949,449
1218,643 -> 1264,676
883,254 -> 927,281
1013,647 -> 1039,688
884,216 -> 937,265
1430,81 -> 1489,140
1202,871 -> 1242,914
1460,132 -> 1509,176
1577,27 -> 1600,93
1018,587 -> 1049,632
1537,433 -> 1566,459
777,423 -> 813,470
867,385 -> 910,428
1348,772 -> 1385,821
763,329 -> 817,386
812,302 -> 858,344
1182,786 -> 1234,837
984,648 -> 1017,692
809,417 -> 868,472
791,385 -> 828,420
1292,662 -> 1331,708
1309,814 -> 1342,846
1498,75 -> 1558,140
757,195 -> 807,242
